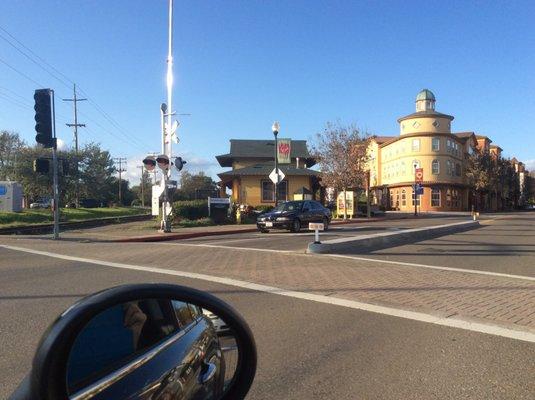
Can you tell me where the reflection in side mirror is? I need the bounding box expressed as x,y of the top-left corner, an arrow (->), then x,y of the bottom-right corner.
18,284 -> 256,400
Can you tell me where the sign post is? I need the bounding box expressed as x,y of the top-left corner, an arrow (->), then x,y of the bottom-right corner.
308,222 -> 324,244
414,167 -> 423,216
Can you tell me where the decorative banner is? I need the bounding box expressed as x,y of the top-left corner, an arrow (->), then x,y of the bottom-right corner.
415,168 -> 424,183
336,191 -> 354,217
277,138 -> 291,164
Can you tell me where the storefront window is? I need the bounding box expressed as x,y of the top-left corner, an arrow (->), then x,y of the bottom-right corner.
261,180 -> 288,202
401,190 -> 406,206
412,189 -> 420,206
431,188 -> 440,207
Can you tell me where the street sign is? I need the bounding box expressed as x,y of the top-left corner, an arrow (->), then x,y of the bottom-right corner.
269,168 -> 285,184
309,222 -> 324,244
209,197 -> 231,204
415,168 -> 424,183
308,222 -> 325,231
414,183 -> 424,195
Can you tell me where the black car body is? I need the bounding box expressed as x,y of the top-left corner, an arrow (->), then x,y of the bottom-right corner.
256,200 -> 331,232
66,299 -> 225,399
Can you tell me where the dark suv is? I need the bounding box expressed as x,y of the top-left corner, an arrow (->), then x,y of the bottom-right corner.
256,200 -> 331,233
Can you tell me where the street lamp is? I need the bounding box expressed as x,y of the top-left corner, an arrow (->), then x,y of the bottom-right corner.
272,121 -> 280,206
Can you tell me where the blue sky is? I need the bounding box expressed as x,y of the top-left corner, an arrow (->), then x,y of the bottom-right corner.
1,0 -> 534,182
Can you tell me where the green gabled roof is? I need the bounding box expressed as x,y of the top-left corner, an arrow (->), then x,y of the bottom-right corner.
216,139 -> 314,167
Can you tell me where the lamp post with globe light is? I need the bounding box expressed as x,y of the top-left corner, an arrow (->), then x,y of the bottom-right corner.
272,122 -> 280,206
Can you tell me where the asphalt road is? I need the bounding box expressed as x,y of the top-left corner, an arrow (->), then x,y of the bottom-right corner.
1,212 -> 534,400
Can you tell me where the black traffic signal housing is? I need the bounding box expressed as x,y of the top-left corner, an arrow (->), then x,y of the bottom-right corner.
33,158 -> 50,174
174,157 -> 186,171
34,89 -> 55,148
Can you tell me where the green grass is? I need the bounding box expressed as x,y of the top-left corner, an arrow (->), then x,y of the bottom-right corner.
0,207 -> 149,228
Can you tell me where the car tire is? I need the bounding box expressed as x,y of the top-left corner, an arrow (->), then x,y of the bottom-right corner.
290,219 -> 301,233
323,217 -> 329,231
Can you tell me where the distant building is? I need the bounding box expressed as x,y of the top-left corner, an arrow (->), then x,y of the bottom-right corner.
369,89 -> 476,212
216,139 -> 321,206
367,89 -> 528,212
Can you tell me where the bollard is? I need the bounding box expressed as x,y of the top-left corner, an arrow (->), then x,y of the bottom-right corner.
308,222 -> 324,244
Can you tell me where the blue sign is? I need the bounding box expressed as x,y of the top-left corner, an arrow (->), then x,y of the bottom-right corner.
414,184 -> 424,195
0,185 -> 6,196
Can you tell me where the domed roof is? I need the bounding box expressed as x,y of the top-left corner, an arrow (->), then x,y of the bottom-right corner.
416,89 -> 435,101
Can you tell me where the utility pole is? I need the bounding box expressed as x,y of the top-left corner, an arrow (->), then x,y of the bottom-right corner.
63,83 -> 86,208
113,157 -> 127,206
139,165 -> 145,207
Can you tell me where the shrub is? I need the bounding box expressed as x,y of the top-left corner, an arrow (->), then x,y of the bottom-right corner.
131,199 -> 141,207
172,200 -> 209,220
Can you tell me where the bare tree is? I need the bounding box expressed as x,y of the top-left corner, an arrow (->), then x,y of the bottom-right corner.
309,122 -> 370,219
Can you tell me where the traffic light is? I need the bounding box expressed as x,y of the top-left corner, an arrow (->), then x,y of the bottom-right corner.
33,158 -> 49,174
174,157 -> 186,171
34,89 -> 54,148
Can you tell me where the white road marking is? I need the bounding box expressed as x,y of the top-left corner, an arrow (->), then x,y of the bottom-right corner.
2,244 -> 535,343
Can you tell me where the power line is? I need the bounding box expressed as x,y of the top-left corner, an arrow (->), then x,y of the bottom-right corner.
0,57 -> 44,88
0,28 -> 72,90
0,25 -> 151,153
0,26 -> 74,89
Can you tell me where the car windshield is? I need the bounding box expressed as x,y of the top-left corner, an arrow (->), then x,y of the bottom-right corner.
272,202 -> 302,212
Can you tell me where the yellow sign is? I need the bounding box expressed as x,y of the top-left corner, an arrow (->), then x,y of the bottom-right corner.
337,191 -> 354,217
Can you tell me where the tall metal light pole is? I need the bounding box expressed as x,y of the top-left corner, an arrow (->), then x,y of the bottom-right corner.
158,0 -> 175,232
272,122 -> 280,206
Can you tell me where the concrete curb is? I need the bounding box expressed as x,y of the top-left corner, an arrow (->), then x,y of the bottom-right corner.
307,220 -> 480,254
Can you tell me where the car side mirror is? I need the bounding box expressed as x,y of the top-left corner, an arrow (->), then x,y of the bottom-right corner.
10,284 -> 256,400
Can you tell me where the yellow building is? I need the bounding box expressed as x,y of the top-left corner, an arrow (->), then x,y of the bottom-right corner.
217,140 -> 320,206
370,89 -> 481,212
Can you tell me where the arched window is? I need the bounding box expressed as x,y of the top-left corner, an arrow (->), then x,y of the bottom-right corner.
432,159 -> 440,175
431,188 -> 440,207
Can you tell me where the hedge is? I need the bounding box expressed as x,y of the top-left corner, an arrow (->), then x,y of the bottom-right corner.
172,200 -> 209,220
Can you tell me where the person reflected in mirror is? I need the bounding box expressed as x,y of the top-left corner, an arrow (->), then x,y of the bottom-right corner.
122,302 -> 147,349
